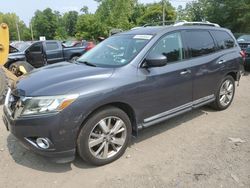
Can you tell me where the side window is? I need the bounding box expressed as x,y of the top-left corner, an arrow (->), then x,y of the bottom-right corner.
29,43 -> 42,52
46,42 -> 59,51
183,30 -> 216,57
149,32 -> 184,63
211,30 -> 235,50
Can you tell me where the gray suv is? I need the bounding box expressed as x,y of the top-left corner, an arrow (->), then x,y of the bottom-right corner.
3,23 -> 244,165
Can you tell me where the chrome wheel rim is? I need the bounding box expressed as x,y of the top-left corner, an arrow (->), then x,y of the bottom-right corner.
88,116 -> 127,159
219,79 -> 234,107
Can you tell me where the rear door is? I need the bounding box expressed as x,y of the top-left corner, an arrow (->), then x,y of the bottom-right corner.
25,42 -> 45,68
45,41 -> 64,64
182,29 -> 220,102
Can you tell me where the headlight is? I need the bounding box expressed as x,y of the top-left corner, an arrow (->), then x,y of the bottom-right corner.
21,94 -> 79,116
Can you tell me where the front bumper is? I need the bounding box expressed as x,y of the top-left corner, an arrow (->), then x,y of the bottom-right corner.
2,104 -> 80,163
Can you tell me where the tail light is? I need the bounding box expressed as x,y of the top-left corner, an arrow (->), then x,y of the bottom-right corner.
85,42 -> 95,51
240,50 -> 246,64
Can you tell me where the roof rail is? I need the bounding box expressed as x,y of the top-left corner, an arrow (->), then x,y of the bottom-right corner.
174,20 -> 220,27
130,20 -> 220,31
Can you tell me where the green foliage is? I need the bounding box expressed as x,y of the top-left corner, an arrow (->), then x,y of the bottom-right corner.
32,8 -> 58,40
137,1 -> 176,25
63,11 -> 78,36
3,0 -> 250,41
0,12 -> 31,41
179,0 -> 250,33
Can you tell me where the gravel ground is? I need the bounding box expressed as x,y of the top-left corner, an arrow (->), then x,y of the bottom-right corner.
0,73 -> 250,188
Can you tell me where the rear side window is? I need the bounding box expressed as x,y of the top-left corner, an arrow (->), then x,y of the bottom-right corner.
46,42 -> 59,51
211,30 -> 235,50
183,30 -> 216,58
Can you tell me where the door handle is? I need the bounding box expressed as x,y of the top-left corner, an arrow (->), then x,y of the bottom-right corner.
218,60 -> 226,64
180,69 -> 191,75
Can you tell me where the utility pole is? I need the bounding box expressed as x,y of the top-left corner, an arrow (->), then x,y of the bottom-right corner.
162,0 -> 165,26
16,19 -> 21,41
30,21 -> 34,41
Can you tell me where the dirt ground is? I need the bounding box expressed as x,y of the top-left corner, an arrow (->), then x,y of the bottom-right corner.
0,73 -> 250,188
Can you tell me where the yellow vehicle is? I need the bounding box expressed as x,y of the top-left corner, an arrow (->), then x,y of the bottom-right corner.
0,23 -> 27,103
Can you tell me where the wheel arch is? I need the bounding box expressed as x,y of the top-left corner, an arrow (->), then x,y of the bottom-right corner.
226,71 -> 238,81
78,102 -> 138,138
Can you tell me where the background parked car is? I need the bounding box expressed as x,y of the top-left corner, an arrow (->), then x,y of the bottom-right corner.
5,40 -> 93,76
237,35 -> 250,70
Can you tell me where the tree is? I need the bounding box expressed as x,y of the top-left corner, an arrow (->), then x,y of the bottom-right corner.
181,0 -> 250,33
137,1 -> 176,25
0,12 -> 31,41
76,13 -> 104,40
95,0 -> 135,33
63,11 -> 78,36
31,8 -> 58,40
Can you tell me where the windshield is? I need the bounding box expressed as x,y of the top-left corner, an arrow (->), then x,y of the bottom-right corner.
17,42 -> 31,51
77,34 -> 152,67
237,35 -> 250,42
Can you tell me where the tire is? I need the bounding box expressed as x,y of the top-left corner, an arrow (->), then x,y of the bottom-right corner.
9,62 -> 20,76
70,56 -> 79,63
77,106 -> 132,166
211,75 -> 235,111
0,68 -> 8,105
9,61 -> 34,77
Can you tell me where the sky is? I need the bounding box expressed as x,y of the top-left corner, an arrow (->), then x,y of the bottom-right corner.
0,0 -> 193,26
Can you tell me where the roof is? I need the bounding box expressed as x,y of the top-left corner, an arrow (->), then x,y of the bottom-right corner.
119,24 -> 227,37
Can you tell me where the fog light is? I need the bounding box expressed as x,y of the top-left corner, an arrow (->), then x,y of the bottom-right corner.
36,138 -> 50,149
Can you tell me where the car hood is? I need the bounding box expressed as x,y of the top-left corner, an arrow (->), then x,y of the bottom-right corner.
8,51 -> 25,59
14,62 -> 114,96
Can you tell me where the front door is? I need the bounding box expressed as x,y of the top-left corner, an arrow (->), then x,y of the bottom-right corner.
25,42 -> 46,68
137,32 -> 193,125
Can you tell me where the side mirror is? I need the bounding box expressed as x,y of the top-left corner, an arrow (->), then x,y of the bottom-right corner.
143,54 -> 167,68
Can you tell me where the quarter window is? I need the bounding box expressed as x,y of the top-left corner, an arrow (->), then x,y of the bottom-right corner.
184,30 -> 216,57
149,32 -> 184,63
211,30 -> 235,50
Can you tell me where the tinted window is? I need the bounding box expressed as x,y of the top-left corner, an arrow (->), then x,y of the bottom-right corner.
149,32 -> 184,63
46,42 -> 59,51
29,43 -> 42,52
211,30 -> 235,50
184,30 -> 215,57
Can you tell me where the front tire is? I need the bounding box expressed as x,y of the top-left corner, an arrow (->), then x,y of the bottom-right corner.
211,75 -> 235,110
77,106 -> 132,166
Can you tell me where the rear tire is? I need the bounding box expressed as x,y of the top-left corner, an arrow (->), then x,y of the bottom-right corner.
77,106 -> 132,166
70,56 -> 79,63
211,75 -> 235,111
0,68 -> 8,104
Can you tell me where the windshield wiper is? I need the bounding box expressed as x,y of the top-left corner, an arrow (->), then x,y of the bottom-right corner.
77,60 -> 97,67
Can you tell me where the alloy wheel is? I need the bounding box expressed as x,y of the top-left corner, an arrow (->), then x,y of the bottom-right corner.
219,79 -> 234,107
88,116 -> 127,159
